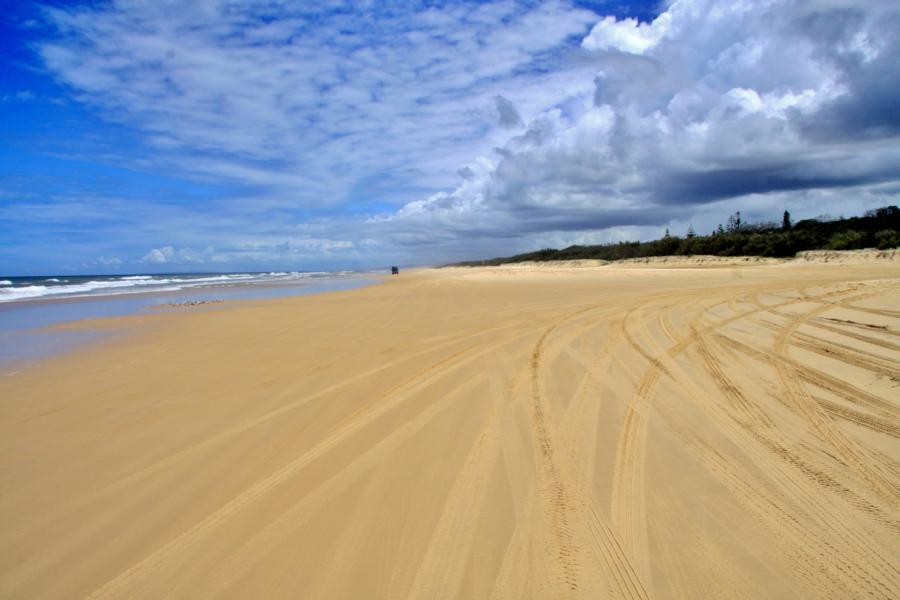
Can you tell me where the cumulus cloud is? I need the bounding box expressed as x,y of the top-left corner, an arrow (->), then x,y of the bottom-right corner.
141,247 -> 175,264
581,13 -> 671,54
141,246 -> 213,264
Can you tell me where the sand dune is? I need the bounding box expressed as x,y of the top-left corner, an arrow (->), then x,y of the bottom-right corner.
1,262 -> 899,598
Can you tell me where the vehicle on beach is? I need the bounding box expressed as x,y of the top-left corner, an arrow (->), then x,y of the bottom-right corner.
391,266 -> 399,275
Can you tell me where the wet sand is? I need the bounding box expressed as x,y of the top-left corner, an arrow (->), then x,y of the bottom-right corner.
1,261 -> 899,598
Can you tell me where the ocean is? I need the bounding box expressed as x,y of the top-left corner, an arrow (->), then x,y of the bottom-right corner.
0,271 -> 370,303
0,270 -> 378,371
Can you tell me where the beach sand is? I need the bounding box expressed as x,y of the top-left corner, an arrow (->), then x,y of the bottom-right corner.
1,261 -> 899,598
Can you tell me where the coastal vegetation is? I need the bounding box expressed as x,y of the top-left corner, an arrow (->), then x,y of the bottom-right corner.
455,206 -> 900,266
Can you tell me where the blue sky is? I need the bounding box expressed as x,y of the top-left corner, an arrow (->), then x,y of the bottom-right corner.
1,0 -> 898,275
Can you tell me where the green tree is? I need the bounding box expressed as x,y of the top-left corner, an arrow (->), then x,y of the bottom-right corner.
782,210 -> 792,231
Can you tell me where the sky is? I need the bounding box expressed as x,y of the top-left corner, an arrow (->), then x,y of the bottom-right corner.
1,0 -> 899,275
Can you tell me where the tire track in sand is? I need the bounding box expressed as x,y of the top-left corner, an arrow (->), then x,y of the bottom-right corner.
404,359 -> 527,599
84,324 -> 548,600
526,304 -> 650,598
770,290 -> 900,506
687,321 -> 900,596
550,314 -> 651,600
529,315 -> 587,593
608,285 -> 867,578
610,299 -> 706,577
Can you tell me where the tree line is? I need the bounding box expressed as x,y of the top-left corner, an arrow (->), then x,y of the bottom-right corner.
453,206 -> 900,266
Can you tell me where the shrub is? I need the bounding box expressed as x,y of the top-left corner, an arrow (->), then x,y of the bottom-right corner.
743,233 -> 769,256
875,229 -> 900,250
827,230 -> 865,250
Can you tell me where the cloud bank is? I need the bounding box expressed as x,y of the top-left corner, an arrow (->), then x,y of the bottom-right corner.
375,0 -> 900,252
23,0 -> 900,269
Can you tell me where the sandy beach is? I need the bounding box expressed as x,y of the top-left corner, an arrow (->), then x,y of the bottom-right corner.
1,260 -> 899,599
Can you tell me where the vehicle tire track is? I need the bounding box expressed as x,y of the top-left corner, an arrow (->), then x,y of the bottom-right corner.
790,332 -> 900,380
529,318 -> 584,593
525,303 -> 638,595
813,395 -> 900,439
404,362 -> 527,599
807,318 -> 900,353
690,322 -> 900,539
671,426 -> 895,598
655,299 -> 900,595
667,294 -> 900,596
717,333 -> 900,419
609,283 -> 899,585
553,315 -> 651,600
84,326 -> 547,599
770,290 -> 900,506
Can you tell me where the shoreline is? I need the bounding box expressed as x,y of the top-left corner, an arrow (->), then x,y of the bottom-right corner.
0,273 -> 382,373
2,261 -> 898,598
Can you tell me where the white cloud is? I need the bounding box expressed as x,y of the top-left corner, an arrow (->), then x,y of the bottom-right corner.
82,256 -> 123,268
582,13 -> 671,54
1,90 -> 36,102
141,246 -> 213,264
138,238 -> 361,267
38,1 -> 596,206
141,247 -> 175,264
